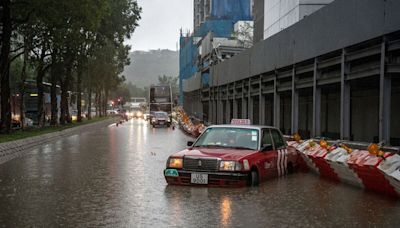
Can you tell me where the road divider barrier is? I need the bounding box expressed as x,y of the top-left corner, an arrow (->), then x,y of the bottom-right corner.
176,107 -> 205,138
287,135 -> 400,198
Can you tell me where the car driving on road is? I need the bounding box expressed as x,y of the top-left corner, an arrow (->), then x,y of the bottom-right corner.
164,121 -> 299,187
151,111 -> 171,128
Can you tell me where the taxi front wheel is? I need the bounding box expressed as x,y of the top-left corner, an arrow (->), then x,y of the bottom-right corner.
249,170 -> 259,186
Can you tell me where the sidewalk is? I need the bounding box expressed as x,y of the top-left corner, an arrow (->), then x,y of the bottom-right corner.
0,118 -> 117,165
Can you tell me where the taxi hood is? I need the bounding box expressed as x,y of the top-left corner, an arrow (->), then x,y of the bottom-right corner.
172,148 -> 258,161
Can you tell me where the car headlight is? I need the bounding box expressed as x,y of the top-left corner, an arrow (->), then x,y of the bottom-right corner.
168,158 -> 183,169
137,112 -> 143,117
219,161 -> 242,171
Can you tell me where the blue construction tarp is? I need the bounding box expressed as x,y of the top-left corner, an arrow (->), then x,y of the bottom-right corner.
202,73 -> 210,87
179,35 -> 199,104
210,0 -> 252,21
194,20 -> 234,38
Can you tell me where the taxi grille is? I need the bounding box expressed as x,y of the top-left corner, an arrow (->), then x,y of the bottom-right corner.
183,157 -> 219,171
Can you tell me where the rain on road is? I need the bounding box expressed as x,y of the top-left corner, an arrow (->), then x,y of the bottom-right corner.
0,119 -> 399,227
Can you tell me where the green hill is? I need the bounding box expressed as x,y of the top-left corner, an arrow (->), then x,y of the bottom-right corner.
122,49 -> 179,87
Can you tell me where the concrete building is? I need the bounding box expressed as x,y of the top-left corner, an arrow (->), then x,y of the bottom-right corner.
253,0 -> 265,43
182,0 -> 400,146
264,0 -> 334,39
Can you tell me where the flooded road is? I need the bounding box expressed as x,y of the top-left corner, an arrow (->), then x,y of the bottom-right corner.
0,119 -> 399,227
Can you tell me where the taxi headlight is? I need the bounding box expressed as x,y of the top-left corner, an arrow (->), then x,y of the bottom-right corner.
137,111 -> 143,117
168,158 -> 183,169
219,161 -> 241,171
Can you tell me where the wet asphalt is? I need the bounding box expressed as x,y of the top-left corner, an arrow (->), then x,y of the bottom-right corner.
0,119 -> 399,227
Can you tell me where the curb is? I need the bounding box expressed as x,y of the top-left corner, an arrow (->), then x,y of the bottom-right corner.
0,118 -> 117,165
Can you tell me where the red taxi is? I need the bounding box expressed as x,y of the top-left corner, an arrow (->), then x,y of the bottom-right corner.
164,120 -> 300,187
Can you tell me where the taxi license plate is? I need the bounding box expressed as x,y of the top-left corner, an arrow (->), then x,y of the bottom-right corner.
191,173 -> 208,184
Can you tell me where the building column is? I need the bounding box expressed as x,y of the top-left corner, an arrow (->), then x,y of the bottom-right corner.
233,83 -> 238,119
312,59 -> 321,137
217,87 -> 222,124
214,88 -> 218,124
379,39 -> 391,145
291,66 -> 299,134
226,97 -> 231,124
248,79 -> 253,122
260,75 -> 266,125
340,49 -> 351,140
273,76 -> 280,128
208,88 -> 213,124
242,82 -> 247,118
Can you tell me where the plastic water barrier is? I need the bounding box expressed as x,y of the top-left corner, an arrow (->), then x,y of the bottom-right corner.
291,138 -> 400,198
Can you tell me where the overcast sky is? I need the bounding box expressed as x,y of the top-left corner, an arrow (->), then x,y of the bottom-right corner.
126,0 -> 193,51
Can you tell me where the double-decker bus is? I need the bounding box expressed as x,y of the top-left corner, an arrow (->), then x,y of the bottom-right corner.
149,85 -> 173,114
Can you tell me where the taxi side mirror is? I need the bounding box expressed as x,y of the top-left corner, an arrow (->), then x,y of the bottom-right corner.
261,144 -> 273,152
187,141 -> 194,147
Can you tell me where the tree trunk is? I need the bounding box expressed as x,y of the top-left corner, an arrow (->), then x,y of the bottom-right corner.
19,43 -> 28,130
77,64 -> 83,122
65,60 -> 72,124
60,53 -> 73,124
36,53 -> 46,127
50,58 -> 59,126
94,92 -> 98,117
104,89 -> 109,117
97,91 -> 102,117
87,84 -> 92,120
0,0 -> 12,133
0,68 -> 11,133
59,78 -> 67,125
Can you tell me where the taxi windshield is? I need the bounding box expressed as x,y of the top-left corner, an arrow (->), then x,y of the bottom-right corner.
193,127 -> 259,150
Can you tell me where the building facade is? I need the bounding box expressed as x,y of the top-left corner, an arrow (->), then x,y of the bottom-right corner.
264,0 -> 334,39
182,0 -> 400,146
179,0 -> 253,105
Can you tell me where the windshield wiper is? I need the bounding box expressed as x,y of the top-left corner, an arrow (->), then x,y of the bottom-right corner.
226,146 -> 255,150
193,144 -> 227,148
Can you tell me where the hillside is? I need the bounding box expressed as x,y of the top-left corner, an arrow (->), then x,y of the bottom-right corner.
122,49 -> 179,87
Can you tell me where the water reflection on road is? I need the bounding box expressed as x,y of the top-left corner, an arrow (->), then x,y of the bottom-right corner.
0,119 -> 399,227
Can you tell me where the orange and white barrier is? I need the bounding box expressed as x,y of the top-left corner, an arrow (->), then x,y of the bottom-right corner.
291,136 -> 400,198
378,154 -> 400,196
325,147 -> 364,188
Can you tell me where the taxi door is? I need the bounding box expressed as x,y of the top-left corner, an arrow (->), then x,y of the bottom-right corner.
258,129 -> 279,181
270,129 -> 288,176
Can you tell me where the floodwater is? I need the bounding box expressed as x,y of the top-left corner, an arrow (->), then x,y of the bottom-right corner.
0,119 -> 399,227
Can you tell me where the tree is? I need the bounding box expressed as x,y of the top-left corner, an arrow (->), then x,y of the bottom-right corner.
111,84 -> 131,106
232,21 -> 253,48
0,0 -> 32,132
1,0 -> 141,130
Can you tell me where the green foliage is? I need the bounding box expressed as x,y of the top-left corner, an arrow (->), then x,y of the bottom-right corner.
111,84 -> 131,104
3,0 -> 142,128
9,56 -> 35,90
125,82 -> 148,98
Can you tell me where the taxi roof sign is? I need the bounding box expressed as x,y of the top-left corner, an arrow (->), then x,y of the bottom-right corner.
231,119 -> 251,125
